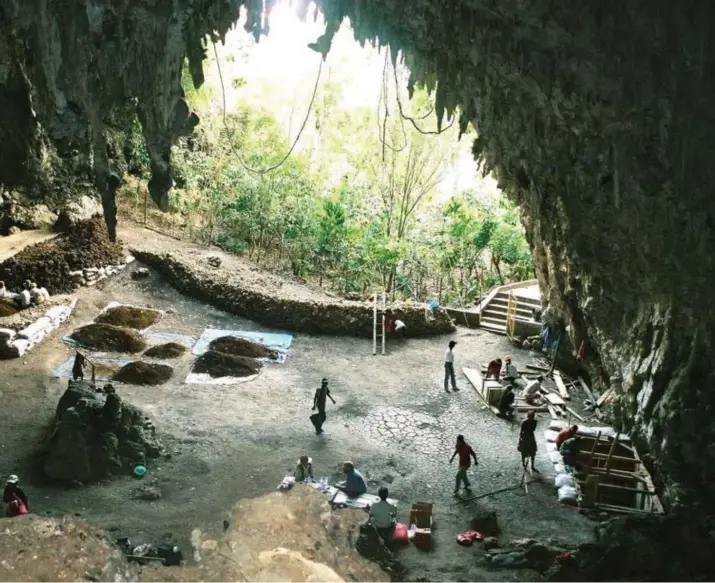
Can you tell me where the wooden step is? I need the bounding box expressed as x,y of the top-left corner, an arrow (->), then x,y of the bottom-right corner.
483,306 -> 534,319
480,315 -> 507,325
479,320 -> 507,334
489,298 -> 538,313
494,292 -> 541,307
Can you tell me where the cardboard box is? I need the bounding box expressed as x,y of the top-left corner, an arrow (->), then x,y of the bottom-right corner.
409,502 -> 433,548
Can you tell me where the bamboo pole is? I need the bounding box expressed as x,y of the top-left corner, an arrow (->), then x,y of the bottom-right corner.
381,291 -> 386,356
373,293 -> 377,355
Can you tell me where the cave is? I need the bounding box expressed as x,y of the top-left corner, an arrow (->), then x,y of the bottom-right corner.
1,0 -> 713,533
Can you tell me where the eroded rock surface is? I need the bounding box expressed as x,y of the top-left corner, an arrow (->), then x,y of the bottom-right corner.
44,380 -> 162,482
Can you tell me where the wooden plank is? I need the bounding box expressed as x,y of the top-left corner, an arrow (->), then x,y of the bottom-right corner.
546,404 -> 560,420
578,376 -> 596,403
586,431 -> 601,469
587,468 -> 649,483
604,432 -> 620,476
462,367 -> 501,415
553,371 -> 571,400
594,502 -> 656,515
516,406 -> 548,412
527,363 -> 549,372
597,388 -> 614,407
564,406 -> 584,421
544,392 -> 565,406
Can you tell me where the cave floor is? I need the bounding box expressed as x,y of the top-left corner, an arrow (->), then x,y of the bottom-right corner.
0,249 -> 597,581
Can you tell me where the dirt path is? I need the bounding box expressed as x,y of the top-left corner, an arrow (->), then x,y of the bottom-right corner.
0,228 -> 57,262
0,254 -> 596,581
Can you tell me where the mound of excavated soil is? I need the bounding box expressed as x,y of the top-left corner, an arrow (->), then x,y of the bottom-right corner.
0,302 -> 17,317
112,361 -> 173,385
0,217 -> 124,294
144,342 -> 187,359
193,350 -> 262,378
209,336 -> 277,359
69,323 -> 147,353
95,305 -> 160,329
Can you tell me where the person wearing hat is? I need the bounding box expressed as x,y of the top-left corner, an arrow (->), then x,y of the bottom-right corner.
294,455 -> 314,482
311,378 -> 336,434
503,356 -> 519,381
444,340 -> 459,392
3,475 -> 29,517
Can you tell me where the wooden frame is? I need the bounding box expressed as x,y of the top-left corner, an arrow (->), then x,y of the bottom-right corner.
571,432 -> 664,515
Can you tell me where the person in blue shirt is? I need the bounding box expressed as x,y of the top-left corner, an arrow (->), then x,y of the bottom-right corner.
337,461 -> 367,497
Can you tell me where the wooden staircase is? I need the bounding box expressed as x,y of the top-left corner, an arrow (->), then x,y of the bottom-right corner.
477,283 -> 542,335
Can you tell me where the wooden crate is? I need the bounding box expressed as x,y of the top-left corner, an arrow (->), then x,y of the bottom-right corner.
409,502 -> 433,549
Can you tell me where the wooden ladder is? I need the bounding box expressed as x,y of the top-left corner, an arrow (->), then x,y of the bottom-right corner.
506,292 -> 517,338
373,291 -> 386,356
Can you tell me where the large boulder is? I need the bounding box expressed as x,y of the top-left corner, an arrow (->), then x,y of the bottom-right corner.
53,196 -> 103,233
7,202 -> 56,231
44,380 -> 162,482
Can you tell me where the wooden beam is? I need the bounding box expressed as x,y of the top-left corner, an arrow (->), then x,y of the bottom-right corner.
604,432 -> 620,476
546,404 -> 560,419
527,363 -> 549,372
586,468 -> 649,483
597,388 -> 615,407
544,392 -> 565,406
594,502 -> 657,515
579,376 -> 596,403
553,371 -> 571,400
564,406 -> 584,421
586,431 -> 601,469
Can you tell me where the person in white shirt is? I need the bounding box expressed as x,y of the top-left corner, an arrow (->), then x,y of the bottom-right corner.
522,375 -> 544,403
444,340 -> 458,392
368,487 -> 397,541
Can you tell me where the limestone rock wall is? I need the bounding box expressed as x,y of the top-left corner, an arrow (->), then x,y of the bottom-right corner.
45,380 -> 162,482
133,250 -> 455,338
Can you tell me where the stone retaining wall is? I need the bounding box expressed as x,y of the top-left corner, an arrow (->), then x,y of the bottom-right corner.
133,250 -> 456,338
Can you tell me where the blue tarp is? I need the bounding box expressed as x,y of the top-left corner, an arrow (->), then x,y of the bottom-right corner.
143,329 -> 196,348
192,328 -> 293,364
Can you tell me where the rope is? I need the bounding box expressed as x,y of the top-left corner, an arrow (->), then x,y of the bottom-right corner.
391,49 -> 455,135
212,41 -> 323,174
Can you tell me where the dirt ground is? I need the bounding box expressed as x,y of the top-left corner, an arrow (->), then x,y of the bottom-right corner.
0,226 -> 597,581
0,228 -> 57,262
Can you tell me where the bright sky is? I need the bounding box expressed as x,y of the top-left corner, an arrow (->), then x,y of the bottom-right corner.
206,0 -> 501,202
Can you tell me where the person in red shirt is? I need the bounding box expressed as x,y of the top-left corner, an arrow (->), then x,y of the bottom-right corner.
449,435 -> 478,494
486,358 -> 502,379
555,425 -> 579,449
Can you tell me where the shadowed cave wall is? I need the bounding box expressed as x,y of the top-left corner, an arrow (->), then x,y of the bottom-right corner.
0,0 -> 714,508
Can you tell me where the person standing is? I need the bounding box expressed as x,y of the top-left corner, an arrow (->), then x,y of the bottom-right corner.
444,340 -> 458,392
449,434 -> 478,494
518,411 -> 539,472
311,378 -> 336,434
72,351 -> 86,381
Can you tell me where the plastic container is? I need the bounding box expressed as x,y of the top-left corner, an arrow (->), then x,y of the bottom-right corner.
393,523 -> 409,544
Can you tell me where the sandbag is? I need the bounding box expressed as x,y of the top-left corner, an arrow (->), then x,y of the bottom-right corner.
578,426 -> 631,442
549,451 -> 564,464
46,306 -> 71,323
18,316 -> 52,340
554,463 -> 566,475
557,485 -> 578,505
555,474 -> 575,489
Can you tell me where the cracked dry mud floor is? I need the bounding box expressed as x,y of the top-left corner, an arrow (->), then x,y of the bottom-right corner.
0,263 -> 596,582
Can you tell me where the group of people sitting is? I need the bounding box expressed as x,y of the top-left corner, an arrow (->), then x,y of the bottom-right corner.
292,456 -> 397,541
0,280 -> 50,310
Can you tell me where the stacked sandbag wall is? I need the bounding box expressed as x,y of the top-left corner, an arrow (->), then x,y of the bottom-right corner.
133,250 -> 456,338
0,299 -> 77,359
